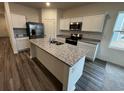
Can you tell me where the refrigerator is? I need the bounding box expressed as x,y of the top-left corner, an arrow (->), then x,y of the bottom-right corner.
26,22 -> 44,39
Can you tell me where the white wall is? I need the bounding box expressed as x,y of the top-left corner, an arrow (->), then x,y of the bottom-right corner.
0,3 -> 8,37
0,14 -> 8,37
42,8 -> 57,20
4,2 -> 18,53
63,3 -> 124,67
9,3 -> 41,22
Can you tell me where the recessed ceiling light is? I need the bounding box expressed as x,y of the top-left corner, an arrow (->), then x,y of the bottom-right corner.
46,2 -> 50,7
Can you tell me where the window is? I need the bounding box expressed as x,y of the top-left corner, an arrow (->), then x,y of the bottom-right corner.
110,12 -> 124,51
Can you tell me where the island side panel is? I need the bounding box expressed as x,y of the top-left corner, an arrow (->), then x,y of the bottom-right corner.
35,46 -> 68,83
63,57 -> 85,91
30,42 -> 37,58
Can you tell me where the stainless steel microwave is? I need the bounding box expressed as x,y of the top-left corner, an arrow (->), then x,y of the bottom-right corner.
69,22 -> 82,31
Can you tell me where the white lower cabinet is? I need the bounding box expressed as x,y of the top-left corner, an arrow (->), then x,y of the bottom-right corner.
78,41 -> 99,61
16,37 -> 30,51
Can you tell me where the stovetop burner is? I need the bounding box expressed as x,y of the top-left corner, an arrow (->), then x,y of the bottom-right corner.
65,34 -> 82,45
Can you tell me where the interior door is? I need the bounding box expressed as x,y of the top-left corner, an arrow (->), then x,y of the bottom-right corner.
42,19 -> 56,38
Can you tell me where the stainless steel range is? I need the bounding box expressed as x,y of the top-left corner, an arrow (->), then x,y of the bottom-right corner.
66,34 -> 82,45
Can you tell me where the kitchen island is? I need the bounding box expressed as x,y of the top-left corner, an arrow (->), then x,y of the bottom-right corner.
29,37 -> 88,91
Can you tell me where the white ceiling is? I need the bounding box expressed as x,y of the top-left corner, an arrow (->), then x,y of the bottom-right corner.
16,2 -> 91,9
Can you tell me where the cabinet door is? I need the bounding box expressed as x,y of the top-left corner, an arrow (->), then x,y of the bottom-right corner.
70,17 -> 83,22
60,18 -> 70,30
11,14 -> 26,28
82,14 -> 106,32
16,38 -> 29,51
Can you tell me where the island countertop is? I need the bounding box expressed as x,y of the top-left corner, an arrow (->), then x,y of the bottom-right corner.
29,37 -> 88,66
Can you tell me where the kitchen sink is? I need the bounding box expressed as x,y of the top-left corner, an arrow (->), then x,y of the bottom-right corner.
50,40 -> 64,45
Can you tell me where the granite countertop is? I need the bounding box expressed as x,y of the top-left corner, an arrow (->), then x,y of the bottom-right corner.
16,37 -> 29,40
57,35 -> 70,38
30,38 -> 88,67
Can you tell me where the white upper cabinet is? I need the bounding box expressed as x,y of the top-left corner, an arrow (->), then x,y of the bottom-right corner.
114,12 -> 124,31
60,18 -> 70,30
11,14 -> 26,28
70,17 -> 83,22
82,14 -> 106,32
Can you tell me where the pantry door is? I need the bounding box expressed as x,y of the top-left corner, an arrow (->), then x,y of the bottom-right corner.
42,19 -> 57,38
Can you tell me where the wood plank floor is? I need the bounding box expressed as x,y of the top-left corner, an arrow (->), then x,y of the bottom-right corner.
75,59 -> 106,91
2,37 -> 122,91
0,37 -> 62,91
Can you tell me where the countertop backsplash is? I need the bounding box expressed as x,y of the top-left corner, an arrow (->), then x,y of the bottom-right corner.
13,28 -> 28,38
59,30 -> 103,41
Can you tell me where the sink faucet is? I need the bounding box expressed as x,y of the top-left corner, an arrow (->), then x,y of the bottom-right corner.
49,36 -> 56,43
